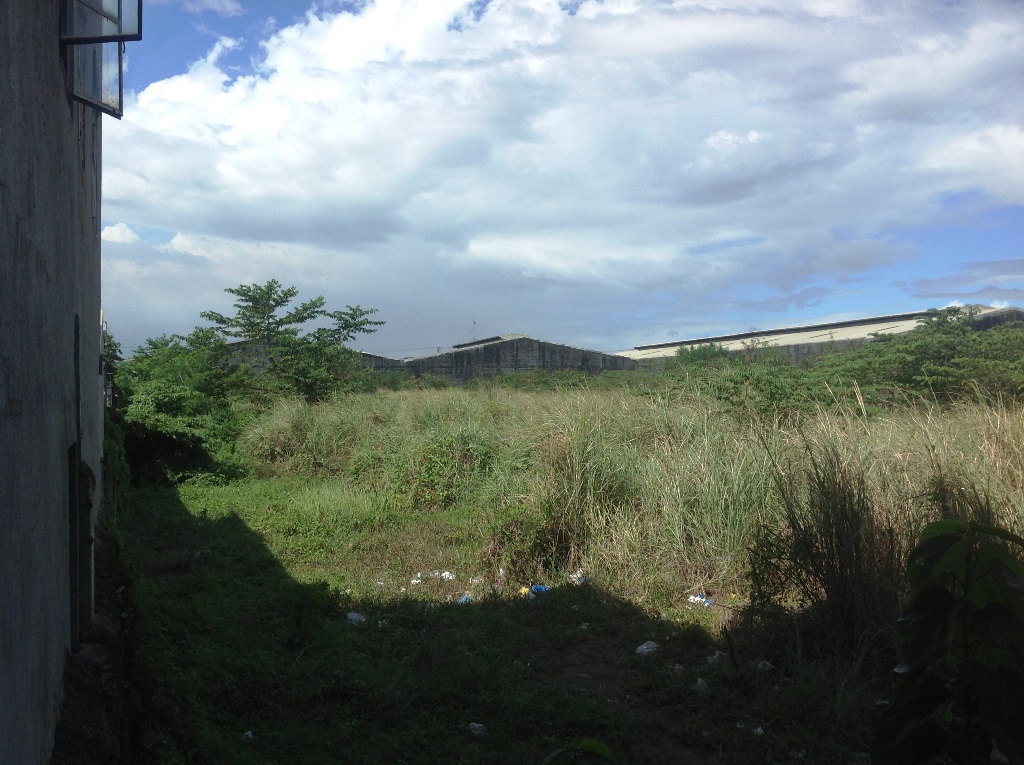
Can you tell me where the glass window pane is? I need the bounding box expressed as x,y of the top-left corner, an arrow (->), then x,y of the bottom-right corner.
63,0 -> 142,42
80,0 -> 120,19
121,0 -> 142,40
64,0 -> 117,40
70,43 -> 123,118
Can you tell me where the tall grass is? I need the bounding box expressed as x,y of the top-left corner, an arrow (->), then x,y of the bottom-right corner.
236,387 -> 1024,610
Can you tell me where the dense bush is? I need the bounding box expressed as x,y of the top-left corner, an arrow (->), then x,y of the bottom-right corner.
670,307 -> 1024,416
112,281 -> 394,480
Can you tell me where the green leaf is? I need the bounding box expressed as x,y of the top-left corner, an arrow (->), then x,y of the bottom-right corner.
907,535 -> 962,587
965,572 -> 1006,609
919,519 -> 968,542
576,740 -> 612,757
970,522 -> 1024,551
930,539 -> 972,585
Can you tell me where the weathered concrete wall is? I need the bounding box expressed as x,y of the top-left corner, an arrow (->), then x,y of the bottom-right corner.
360,351 -> 410,375
970,306 -> 1024,331
1,2 -> 105,763
400,337 -> 637,383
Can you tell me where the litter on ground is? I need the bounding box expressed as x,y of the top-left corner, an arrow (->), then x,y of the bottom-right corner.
635,640 -> 658,656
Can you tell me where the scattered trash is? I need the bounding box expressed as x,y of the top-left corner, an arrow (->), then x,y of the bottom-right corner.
673,663 -> 685,674
752,726 -> 764,736
688,594 -> 714,607
468,722 -> 487,737
579,622 -> 590,631
520,584 -> 552,599
692,678 -> 709,694
635,640 -> 659,656
568,569 -> 587,585
441,571 -> 456,581
457,594 -> 472,604
242,730 -> 254,742
469,576 -> 484,586
346,611 -> 367,625
410,577 -> 422,585
496,568 -> 507,588
375,579 -> 386,587
754,658 -> 774,673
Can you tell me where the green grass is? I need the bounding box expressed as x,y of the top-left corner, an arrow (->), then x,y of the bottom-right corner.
122,477 -> 881,764
117,387 -> 1024,763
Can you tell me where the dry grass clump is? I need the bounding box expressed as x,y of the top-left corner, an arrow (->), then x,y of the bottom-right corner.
742,399 -> 1024,666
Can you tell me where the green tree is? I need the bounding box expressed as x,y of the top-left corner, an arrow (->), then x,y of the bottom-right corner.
309,305 -> 385,346
200,279 -> 326,342
199,280 -> 387,402
115,328 -> 245,480
102,326 -> 122,367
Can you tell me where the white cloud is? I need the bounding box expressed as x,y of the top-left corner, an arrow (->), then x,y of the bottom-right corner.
102,0 -> 1024,353
922,124 -> 1024,204
100,223 -> 140,243
182,0 -> 243,16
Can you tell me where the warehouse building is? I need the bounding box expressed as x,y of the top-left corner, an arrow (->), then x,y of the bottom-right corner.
362,334 -> 638,383
620,305 -> 1024,367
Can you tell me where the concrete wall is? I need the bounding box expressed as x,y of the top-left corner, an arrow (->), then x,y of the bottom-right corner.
1,2 -> 105,763
360,352 -> 410,375
395,337 -> 637,383
970,306 -> 1024,331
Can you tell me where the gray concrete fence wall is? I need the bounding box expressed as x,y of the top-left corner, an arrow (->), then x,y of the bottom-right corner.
1,3 -> 105,762
364,337 -> 638,383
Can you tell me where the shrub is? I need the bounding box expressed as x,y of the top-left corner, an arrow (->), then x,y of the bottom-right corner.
746,444 -> 910,662
534,402 -> 641,569
407,426 -> 496,512
873,511 -> 1024,764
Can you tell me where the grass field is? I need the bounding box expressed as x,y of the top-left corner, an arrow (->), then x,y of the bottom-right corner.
116,386 -> 1024,763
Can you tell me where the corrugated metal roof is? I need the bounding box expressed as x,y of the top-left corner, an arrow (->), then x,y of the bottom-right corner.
451,333 -> 528,349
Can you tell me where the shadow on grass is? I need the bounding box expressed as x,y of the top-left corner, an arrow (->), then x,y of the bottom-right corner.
122,484 -> 775,765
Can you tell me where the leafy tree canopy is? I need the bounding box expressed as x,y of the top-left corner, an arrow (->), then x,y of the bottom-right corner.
200,279 -> 326,342
310,306 -> 385,346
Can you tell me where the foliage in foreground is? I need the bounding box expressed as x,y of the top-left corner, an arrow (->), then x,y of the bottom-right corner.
873,510 -> 1024,764
107,301 -> 1024,762
115,394 -> 1024,764
120,474 -> 879,764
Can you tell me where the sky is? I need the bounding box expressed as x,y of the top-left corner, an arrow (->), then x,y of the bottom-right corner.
101,0 -> 1024,357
